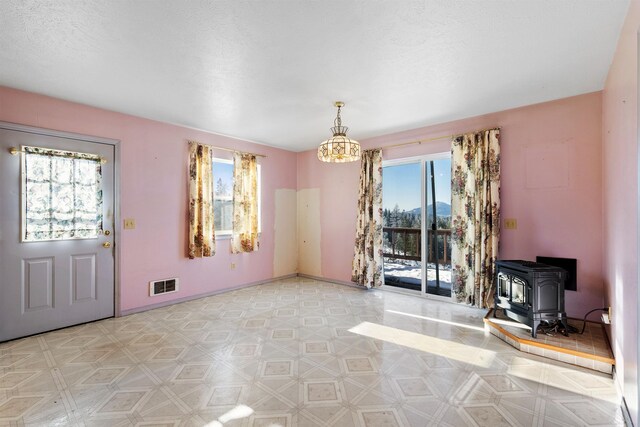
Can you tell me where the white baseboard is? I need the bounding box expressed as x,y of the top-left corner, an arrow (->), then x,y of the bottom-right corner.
621,397 -> 633,426
119,273 -> 298,316
612,366 -> 634,426
296,273 -> 363,289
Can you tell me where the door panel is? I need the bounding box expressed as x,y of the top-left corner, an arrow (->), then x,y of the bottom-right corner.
425,158 -> 452,297
72,253 -> 97,302
23,257 -> 54,311
0,126 -> 115,342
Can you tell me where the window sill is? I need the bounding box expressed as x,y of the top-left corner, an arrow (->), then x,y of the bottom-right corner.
215,232 -> 263,241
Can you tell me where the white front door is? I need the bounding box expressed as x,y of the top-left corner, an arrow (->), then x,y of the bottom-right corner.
0,124 -> 115,342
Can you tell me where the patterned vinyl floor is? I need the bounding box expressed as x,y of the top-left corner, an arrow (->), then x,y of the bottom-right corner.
0,277 -> 624,426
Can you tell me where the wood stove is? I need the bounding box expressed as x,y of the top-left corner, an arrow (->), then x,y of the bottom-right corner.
494,260 -> 567,338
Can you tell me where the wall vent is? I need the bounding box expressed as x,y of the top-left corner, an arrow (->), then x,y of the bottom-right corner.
149,278 -> 179,296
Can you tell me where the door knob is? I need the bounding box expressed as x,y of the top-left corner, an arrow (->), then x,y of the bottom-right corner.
102,242 -> 111,248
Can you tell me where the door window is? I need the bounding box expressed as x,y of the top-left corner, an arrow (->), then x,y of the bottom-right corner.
22,146 -> 104,241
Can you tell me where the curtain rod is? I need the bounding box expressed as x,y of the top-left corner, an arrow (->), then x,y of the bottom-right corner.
8,146 -> 108,163
188,140 -> 267,158
376,127 -> 500,151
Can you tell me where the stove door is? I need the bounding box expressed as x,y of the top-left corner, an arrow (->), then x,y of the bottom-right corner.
511,277 -> 527,306
496,273 -> 510,302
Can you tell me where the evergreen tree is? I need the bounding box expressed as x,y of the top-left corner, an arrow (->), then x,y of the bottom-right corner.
391,204 -> 401,227
216,178 -> 228,197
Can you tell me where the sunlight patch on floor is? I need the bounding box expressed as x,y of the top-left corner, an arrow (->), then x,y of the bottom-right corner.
507,356 -> 620,404
386,309 -> 486,332
349,321 -> 495,368
488,314 -> 532,330
204,405 -> 254,426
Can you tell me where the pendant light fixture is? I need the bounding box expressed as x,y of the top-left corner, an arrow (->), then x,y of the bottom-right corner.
317,101 -> 361,163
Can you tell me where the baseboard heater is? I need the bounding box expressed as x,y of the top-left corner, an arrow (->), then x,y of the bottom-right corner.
149,278 -> 179,296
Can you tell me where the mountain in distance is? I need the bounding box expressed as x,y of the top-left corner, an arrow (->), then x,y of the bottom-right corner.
408,202 -> 451,217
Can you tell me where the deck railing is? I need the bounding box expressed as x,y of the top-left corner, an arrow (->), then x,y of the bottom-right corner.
383,227 -> 452,265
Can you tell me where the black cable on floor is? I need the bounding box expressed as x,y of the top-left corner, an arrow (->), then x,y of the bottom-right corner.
578,307 -> 608,334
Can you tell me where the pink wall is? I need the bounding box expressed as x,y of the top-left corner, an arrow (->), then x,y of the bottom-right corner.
0,86 -> 297,313
298,92 -> 604,318
603,0 -> 639,423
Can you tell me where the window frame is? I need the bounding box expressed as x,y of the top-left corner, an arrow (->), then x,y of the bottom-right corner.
21,145 -> 104,243
212,157 -> 261,238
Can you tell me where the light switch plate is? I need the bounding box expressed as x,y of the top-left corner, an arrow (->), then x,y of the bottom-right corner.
124,218 -> 136,229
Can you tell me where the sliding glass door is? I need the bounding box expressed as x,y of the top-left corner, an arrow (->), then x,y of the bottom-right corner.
425,158 -> 452,297
382,161 -> 423,291
382,154 -> 452,298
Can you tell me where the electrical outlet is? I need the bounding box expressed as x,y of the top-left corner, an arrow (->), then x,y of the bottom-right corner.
504,218 -> 517,230
124,218 -> 136,229
230,263 -> 236,270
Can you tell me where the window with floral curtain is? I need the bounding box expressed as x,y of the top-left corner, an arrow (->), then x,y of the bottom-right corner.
213,158 -> 262,237
451,128 -> 500,308
188,141 -> 216,258
352,148 -> 384,288
22,146 -> 103,241
231,151 -> 259,253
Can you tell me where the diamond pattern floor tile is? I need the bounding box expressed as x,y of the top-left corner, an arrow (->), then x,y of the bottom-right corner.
0,277 -> 624,426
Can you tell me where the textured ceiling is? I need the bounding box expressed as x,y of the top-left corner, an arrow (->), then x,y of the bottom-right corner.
0,0 -> 630,151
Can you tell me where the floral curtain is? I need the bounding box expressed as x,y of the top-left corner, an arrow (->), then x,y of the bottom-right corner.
351,149 -> 384,289
231,152 -> 259,253
188,141 -> 216,258
23,146 -> 103,241
451,129 -> 501,308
